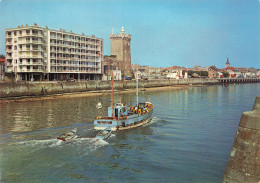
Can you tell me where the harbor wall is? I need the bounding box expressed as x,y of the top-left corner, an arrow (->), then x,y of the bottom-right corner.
223,96 -> 260,183
0,78 -> 218,98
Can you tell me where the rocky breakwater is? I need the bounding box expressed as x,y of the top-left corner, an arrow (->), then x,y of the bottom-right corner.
223,96 -> 260,183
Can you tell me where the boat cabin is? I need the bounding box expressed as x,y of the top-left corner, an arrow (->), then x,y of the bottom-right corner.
108,103 -> 128,118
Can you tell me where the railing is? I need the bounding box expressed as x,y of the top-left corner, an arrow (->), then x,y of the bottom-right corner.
6,63 -> 13,66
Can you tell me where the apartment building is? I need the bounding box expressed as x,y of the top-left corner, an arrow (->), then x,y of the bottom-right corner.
5,24 -> 103,81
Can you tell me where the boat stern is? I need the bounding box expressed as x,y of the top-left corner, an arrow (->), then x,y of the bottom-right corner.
94,119 -> 118,131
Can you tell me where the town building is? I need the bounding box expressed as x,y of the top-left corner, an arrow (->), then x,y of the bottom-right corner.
208,66 -> 218,78
5,24 -> 103,81
0,58 -> 5,80
225,57 -> 230,68
109,27 -> 131,77
103,55 -> 121,80
107,68 -> 122,81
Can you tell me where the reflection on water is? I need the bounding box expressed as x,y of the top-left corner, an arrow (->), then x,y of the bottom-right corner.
0,83 -> 259,183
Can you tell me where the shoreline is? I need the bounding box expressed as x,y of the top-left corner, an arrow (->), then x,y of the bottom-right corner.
0,84 -> 199,103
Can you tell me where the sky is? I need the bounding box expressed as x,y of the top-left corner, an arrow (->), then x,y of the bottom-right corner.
0,0 -> 259,69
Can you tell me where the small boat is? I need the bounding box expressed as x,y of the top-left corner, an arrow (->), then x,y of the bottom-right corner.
96,127 -> 112,140
57,128 -> 78,141
94,74 -> 154,131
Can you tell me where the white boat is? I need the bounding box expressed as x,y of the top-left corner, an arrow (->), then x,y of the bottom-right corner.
57,128 -> 78,141
96,127 -> 112,140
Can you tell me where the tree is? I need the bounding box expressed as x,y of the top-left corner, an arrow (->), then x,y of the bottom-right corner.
0,54 -> 5,59
188,70 -> 194,76
223,72 -> 229,78
200,71 -> 208,77
182,70 -> 186,76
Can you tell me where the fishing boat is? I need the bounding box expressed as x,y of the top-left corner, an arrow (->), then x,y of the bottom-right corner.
94,74 -> 154,131
96,127 -> 112,140
57,128 -> 78,141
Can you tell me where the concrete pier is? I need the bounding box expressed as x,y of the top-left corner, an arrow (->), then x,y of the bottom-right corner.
223,96 -> 260,183
218,78 -> 260,84
0,78 -> 218,98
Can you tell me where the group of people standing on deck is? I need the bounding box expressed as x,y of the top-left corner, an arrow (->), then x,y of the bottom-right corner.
129,105 -> 149,115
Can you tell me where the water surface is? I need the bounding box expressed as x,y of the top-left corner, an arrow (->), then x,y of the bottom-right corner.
0,83 -> 259,183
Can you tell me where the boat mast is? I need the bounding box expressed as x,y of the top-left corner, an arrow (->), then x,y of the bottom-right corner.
112,72 -> 114,117
136,75 -> 138,106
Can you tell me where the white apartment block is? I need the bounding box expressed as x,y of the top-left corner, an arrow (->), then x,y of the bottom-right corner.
5,24 -> 103,81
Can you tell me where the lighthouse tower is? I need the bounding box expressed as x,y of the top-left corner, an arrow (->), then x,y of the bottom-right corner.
109,26 -> 132,76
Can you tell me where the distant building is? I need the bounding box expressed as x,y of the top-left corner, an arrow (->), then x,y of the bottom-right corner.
225,57 -> 230,68
5,24 -> 103,81
103,55 -> 121,80
0,58 -> 5,80
256,69 -> 260,77
107,68 -> 121,81
208,66 -> 218,78
110,27 -> 131,76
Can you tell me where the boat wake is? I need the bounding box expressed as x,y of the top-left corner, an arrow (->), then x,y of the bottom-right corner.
10,136 -> 110,152
142,117 -> 159,127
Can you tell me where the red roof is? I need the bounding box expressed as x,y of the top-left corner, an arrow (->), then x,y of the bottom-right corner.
0,59 -> 5,64
226,66 -> 235,70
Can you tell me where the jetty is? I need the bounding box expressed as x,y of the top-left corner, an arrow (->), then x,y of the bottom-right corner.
223,96 -> 260,182
217,78 -> 260,84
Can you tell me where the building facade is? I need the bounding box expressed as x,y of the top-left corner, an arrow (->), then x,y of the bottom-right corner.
208,66 -> 218,78
5,24 -> 103,81
109,27 -> 131,76
0,59 -> 5,80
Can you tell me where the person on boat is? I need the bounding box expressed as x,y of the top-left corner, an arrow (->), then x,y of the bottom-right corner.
138,108 -> 142,114
133,107 -> 138,113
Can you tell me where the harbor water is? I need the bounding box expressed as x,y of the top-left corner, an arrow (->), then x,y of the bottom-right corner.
0,83 -> 259,183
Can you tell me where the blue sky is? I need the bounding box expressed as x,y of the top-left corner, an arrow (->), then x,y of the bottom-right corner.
0,0 -> 259,68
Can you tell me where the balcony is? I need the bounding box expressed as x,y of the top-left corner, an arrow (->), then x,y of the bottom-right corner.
32,48 -> 42,51
31,55 -> 43,58
6,63 -> 13,66
6,42 -> 12,45
19,62 -> 43,66
32,33 -> 44,37
19,68 -> 43,72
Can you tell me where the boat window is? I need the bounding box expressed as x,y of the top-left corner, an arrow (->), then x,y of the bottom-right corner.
97,121 -> 112,124
115,109 -> 118,117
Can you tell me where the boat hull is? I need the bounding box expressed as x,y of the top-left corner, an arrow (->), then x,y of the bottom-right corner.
94,108 -> 153,131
